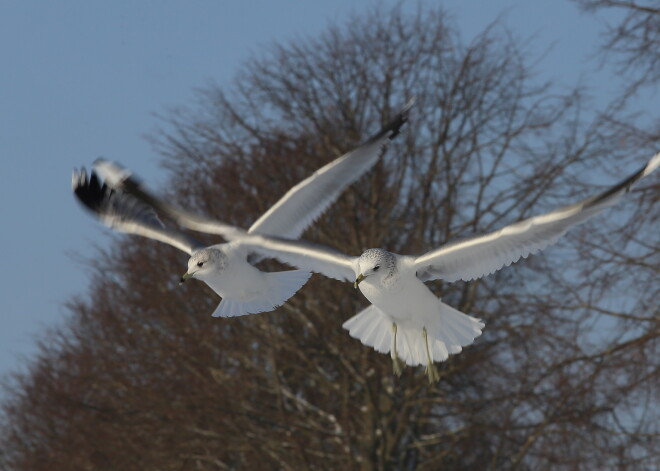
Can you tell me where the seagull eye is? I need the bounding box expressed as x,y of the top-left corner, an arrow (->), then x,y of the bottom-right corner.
373,265 -> 381,271
197,262 -> 204,267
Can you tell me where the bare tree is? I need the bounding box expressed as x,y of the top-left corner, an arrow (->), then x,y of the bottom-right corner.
2,6 -> 657,470
573,0 -> 660,90
571,0 -> 660,154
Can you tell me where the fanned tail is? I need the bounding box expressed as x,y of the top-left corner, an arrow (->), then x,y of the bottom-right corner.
212,270 -> 311,317
342,301 -> 484,366
343,305 -> 394,354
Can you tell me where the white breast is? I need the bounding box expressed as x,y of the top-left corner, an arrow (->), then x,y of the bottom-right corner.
203,245 -> 266,299
358,261 -> 436,325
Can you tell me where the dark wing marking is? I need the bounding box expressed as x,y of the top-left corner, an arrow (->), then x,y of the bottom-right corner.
72,168 -> 204,255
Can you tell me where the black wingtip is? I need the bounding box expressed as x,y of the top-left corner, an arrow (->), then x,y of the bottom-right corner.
384,96 -> 416,141
72,168 -> 113,214
584,154 -> 659,209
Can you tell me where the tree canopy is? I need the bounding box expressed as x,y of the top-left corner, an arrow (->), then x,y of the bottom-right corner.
2,6 -> 658,470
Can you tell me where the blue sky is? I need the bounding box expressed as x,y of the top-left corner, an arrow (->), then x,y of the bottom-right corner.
0,1 -> 626,382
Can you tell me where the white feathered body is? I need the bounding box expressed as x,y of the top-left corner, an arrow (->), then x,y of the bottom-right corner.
344,255 -> 484,366
356,257 -> 432,326
197,242 -> 311,318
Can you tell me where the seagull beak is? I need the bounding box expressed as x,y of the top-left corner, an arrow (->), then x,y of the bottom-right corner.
354,273 -> 365,289
179,271 -> 194,285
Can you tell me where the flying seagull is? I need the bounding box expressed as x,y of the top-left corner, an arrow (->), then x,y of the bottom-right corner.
72,99 -> 414,317
151,151 -> 657,382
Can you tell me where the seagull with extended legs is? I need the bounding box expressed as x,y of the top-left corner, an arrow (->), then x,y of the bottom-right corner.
72,99 -> 414,318
132,151 -> 658,382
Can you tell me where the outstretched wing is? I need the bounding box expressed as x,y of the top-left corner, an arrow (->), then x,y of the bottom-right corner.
95,99 -> 414,242
248,98 -> 415,237
233,234 -> 358,282
72,168 -> 205,255
414,152 -> 660,282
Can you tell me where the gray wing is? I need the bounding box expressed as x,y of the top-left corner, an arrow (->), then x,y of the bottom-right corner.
414,152 -> 660,282
72,168 -> 205,255
234,234 -> 357,282
248,98 -> 415,237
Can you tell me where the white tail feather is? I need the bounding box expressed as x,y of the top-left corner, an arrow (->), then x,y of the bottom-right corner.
212,270 -> 311,317
343,301 -> 484,366
343,305 -> 393,353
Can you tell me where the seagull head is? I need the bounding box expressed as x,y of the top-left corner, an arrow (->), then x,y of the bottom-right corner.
181,248 -> 228,285
354,249 -> 395,288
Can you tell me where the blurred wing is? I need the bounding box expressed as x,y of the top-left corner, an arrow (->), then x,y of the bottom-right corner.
236,234 -> 357,282
72,168 -> 204,255
415,152 -> 660,282
93,160 -> 246,241
247,98 -> 415,237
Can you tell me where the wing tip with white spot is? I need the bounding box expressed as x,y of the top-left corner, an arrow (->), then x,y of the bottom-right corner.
93,158 -> 135,188
642,151 -> 660,178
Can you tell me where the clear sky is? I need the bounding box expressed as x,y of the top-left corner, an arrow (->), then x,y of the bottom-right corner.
0,1 -> 626,383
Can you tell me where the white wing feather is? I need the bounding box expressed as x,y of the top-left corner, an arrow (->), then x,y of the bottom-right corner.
415,152 -> 660,282
236,234 -> 357,282
249,99 -> 415,237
